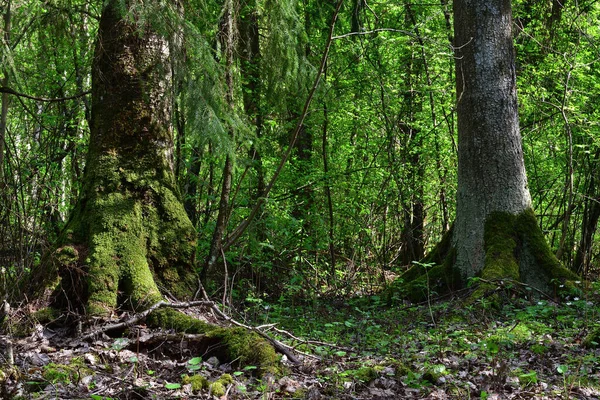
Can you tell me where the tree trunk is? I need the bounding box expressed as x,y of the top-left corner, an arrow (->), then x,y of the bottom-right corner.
451,0 -> 578,292
0,0 -> 10,190
45,0 -> 197,315
453,0 -> 531,280
396,0 -> 579,302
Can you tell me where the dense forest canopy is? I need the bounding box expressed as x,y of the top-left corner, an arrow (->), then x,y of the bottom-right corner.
1,0 -> 598,299
2,0 -> 600,399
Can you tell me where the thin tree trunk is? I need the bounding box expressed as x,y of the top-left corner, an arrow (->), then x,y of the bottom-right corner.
239,0 -> 266,240
321,64 -> 336,277
0,0 -> 11,190
204,0 -> 236,279
574,150 -> 600,275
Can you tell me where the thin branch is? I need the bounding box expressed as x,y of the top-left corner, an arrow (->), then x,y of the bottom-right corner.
0,86 -> 91,102
332,28 -> 414,40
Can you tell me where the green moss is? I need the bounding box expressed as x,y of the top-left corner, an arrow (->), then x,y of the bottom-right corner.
55,246 -> 78,265
209,381 -> 226,397
182,374 -> 209,391
219,373 -> 234,384
209,327 -> 280,374
468,209 -> 581,304
42,361 -> 92,385
146,308 -> 213,333
354,367 -> 378,383
32,307 -> 59,324
482,212 -> 520,281
515,209 -> 578,286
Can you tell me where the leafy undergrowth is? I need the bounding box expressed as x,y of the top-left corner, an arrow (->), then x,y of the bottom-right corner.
1,291 -> 600,399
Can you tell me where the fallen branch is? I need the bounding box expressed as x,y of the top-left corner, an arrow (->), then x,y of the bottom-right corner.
80,300 -> 213,340
272,326 -> 354,354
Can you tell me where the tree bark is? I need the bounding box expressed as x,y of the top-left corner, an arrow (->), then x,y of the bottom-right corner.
44,0 -> 197,314
453,0 -> 531,279
394,0 -> 578,301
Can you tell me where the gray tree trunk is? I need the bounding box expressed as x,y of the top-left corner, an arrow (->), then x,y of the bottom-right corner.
453,0 -> 531,280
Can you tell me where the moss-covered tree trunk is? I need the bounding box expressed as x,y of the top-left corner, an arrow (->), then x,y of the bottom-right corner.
34,1 -> 280,372
451,0 -> 577,292
398,0 -> 578,301
51,0 -> 198,314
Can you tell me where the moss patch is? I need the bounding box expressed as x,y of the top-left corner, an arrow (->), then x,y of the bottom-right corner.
182,374 -> 209,392
474,209 -> 578,302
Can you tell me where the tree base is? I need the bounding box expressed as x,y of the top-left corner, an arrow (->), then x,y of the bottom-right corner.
389,209 -> 579,304
146,309 -> 280,375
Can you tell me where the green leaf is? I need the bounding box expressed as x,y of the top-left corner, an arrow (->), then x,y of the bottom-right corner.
556,365 -> 568,374
335,351 -> 347,357
165,383 -> 181,389
188,357 -> 202,365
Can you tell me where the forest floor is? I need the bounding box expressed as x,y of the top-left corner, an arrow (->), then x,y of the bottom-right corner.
2,286 -> 600,399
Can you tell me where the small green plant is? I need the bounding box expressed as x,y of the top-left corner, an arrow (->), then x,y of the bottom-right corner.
165,382 -> 181,390
186,356 -> 203,372
518,370 -> 538,386
557,364 -> 570,399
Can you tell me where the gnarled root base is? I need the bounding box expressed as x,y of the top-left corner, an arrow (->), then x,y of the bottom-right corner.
389,209 -> 579,305
146,309 -> 280,375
